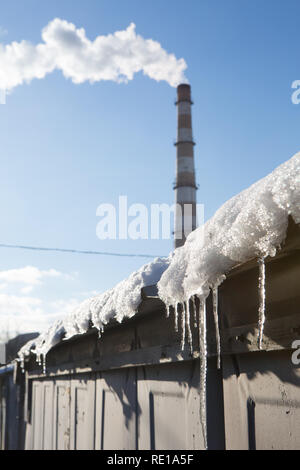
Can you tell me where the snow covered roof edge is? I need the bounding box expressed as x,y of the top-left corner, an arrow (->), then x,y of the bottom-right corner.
158,152 -> 300,306
18,256 -> 171,367
18,152 -> 300,367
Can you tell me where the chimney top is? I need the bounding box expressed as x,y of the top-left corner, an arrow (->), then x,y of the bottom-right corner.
176,83 -> 192,104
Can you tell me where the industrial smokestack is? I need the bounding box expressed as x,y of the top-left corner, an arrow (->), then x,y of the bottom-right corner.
174,84 -> 197,248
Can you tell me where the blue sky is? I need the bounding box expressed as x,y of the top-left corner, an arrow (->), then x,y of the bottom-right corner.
0,0 -> 299,336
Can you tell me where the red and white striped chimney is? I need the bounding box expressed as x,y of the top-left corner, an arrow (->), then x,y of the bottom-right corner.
174,84 -> 197,248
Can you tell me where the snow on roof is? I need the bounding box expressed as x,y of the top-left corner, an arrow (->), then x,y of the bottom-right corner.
18,256 -> 170,366
18,152 -> 300,366
158,152 -> 300,306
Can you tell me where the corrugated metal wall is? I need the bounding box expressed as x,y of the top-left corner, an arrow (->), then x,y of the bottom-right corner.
8,220 -> 300,450
222,350 -> 300,450
25,361 -> 208,450
24,350 -> 300,450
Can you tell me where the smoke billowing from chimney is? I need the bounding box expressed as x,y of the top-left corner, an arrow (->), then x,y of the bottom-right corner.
0,19 -> 188,92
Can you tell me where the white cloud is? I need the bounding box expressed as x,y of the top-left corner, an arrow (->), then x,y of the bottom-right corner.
0,266 -> 62,285
0,293 -> 41,312
0,294 -> 43,337
0,19 -> 188,92
20,285 -> 34,294
0,265 -> 85,340
0,293 -> 82,339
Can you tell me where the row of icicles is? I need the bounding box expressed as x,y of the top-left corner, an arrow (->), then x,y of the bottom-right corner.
166,257 -> 266,450
19,258 -> 266,450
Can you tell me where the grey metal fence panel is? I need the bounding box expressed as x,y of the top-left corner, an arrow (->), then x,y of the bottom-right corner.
70,374 -> 95,450
95,368 -> 137,450
53,378 -> 71,450
32,381 -> 43,450
137,361 -> 203,450
25,360 -> 214,450
42,381 -> 54,450
223,350 -> 300,450
21,349 -> 300,450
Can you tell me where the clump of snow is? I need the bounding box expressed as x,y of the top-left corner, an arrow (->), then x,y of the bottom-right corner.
18,257 -> 170,365
158,153 -> 300,306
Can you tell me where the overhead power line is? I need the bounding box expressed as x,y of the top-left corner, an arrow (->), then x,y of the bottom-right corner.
0,243 -> 164,259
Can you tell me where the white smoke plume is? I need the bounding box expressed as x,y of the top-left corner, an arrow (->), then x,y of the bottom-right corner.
0,19 -> 188,92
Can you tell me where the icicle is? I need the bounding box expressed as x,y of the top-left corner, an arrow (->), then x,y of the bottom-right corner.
181,303 -> 186,351
258,257 -> 266,350
174,303 -> 179,332
166,305 -> 172,318
198,297 -> 208,450
186,300 -> 193,353
192,296 -> 198,328
212,287 -> 221,370
98,324 -> 105,339
42,354 -> 47,375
